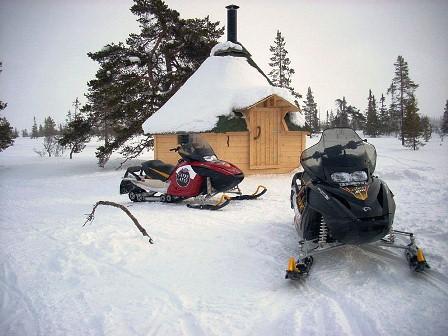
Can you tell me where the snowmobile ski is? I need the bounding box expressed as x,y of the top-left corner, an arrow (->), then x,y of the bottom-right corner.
285,256 -> 314,279
229,185 -> 267,200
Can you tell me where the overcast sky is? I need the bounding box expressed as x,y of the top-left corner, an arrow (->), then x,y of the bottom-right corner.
1,0 -> 447,130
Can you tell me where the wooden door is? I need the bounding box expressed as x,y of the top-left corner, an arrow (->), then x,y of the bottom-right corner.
249,108 -> 280,169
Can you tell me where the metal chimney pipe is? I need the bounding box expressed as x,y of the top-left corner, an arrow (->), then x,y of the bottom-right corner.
226,5 -> 239,43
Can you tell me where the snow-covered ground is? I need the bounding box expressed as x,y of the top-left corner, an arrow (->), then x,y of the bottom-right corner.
1,135 -> 447,336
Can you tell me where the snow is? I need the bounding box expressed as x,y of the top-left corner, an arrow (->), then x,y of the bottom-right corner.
210,41 -> 243,56
127,56 -> 141,64
142,55 -> 303,134
1,135 -> 448,335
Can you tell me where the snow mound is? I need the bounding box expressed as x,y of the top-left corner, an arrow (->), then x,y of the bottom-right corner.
143,55 -> 302,134
210,41 -> 243,56
127,56 -> 141,64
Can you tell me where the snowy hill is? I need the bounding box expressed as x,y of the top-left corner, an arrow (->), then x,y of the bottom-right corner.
1,135 -> 447,335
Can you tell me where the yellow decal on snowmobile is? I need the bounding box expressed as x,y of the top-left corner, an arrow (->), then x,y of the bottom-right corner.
342,185 -> 369,201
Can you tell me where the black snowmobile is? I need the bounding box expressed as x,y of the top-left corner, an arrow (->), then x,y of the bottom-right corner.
286,127 -> 429,279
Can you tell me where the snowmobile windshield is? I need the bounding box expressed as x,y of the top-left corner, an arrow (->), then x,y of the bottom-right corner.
300,128 -> 377,184
178,134 -> 217,162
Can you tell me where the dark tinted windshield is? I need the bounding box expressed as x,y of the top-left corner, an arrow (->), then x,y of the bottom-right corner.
179,134 -> 217,161
300,128 -> 376,182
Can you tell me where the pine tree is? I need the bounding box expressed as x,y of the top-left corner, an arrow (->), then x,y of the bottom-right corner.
403,96 -> 424,150
366,90 -> 380,137
72,97 -> 81,119
387,56 -> 419,145
31,117 -> 39,138
329,110 -> 335,127
268,30 -> 301,105
441,100 -> 448,139
58,109 -> 92,159
59,116 -> 91,159
43,116 -> 57,136
0,62 -> 14,152
302,87 -> 319,134
347,105 -> 366,131
0,117 -> 14,151
378,94 -> 389,135
38,124 -> 44,137
334,97 -> 349,127
387,85 -> 399,135
64,0 -> 224,167
22,129 -> 29,137
420,116 -> 432,142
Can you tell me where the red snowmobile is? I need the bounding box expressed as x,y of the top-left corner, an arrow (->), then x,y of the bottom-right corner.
120,134 -> 266,210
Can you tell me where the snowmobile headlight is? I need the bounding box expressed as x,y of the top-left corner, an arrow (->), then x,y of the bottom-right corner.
351,171 -> 368,182
331,172 -> 351,183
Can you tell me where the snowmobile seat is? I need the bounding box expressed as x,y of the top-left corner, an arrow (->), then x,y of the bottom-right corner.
141,160 -> 175,181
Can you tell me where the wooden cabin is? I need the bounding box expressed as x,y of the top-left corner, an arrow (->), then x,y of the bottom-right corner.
142,6 -> 307,175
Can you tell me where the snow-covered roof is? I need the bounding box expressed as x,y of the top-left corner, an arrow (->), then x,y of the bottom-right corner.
143,47 -> 304,134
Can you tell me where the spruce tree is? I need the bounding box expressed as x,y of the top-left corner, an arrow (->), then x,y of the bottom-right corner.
62,0 -> 224,167
366,90 -> 380,137
378,94 -> 389,135
347,105 -> 366,131
0,62 -> 14,152
420,116 -> 432,142
31,117 -> 39,138
0,117 -> 14,151
59,109 -> 92,159
329,110 -> 335,127
43,116 -> 57,136
441,100 -> 448,139
22,129 -> 29,137
302,87 -> 319,134
72,97 -> 81,119
403,96 -> 424,150
387,56 -> 419,145
38,124 -> 44,137
334,97 -> 349,127
268,30 -> 301,104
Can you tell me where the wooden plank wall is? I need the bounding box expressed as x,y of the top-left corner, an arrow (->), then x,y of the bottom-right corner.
154,131 -> 307,175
